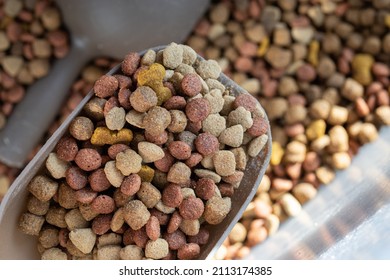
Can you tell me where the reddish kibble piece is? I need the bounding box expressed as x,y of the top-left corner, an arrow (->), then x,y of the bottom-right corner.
181,73 -> 202,97
121,52 -> 141,76
179,196 -> 204,220
168,141 -> 192,160
218,183 -> 235,197
149,208 -> 170,226
65,166 -> 87,190
92,214 -> 112,235
132,227 -> 148,248
187,227 -> 210,245
146,216 -> 160,241
195,178 -> 216,200
103,96 -> 120,116
93,75 -> 118,98
120,173 -> 142,196
177,243 -> 200,260
162,183 -> 183,208
163,96 -> 187,110
58,228 -> 70,248
233,93 -> 258,112
91,195 -> 116,214
144,130 -> 168,145
247,116 -> 268,137
74,148 -> 102,171
194,132 -> 219,156
114,74 -> 132,89
185,120 -> 202,134
56,136 -> 78,162
154,149 -> 175,173
163,230 -> 186,250
89,168 -> 111,192
75,187 -> 97,204
123,228 -> 135,246
167,211 -> 183,234
185,98 -> 211,122
118,88 -> 132,110
185,153 -> 203,168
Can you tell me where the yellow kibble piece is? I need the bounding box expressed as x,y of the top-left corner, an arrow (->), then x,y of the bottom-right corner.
270,141 -> 284,166
351,54 -> 374,86
257,37 -> 269,57
308,40 -> 319,67
137,63 -> 172,105
137,165 -> 155,183
385,14 -> 390,28
90,127 -> 133,146
306,119 -> 326,141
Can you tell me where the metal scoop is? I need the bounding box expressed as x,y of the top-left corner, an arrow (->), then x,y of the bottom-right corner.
0,0 -> 210,168
0,47 -> 272,260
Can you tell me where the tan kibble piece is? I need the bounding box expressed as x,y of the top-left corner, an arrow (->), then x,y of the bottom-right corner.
110,208 -> 125,232
219,124 -> 244,147
123,200 -> 150,230
41,248 -> 68,260
227,106 -> 253,130
120,245 -> 144,260
155,201 -> 176,214
316,166 -> 335,184
328,105 -> 349,125
138,141 -> 165,163
69,116 -> 94,141
137,182 -> 162,208
69,228 -> 96,254
375,106 -> 390,125
145,238 -> 169,259
130,86 -> 158,113
28,175 -> 58,202
167,110 -> 188,133
230,147 -> 247,171
309,99 -> 331,119
248,134 -> 268,157
65,209 -> 89,230
19,213 -> 45,236
96,245 -> 121,260
79,203 -> 99,222
328,125 -> 349,153
167,162 -> 191,184
228,222 -> 247,243
292,183 -> 318,204
125,110 -> 146,129
46,152 -> 70,179
284,141 -> 307,163
104,161 -> 124,188
46,206 -> 67,228
213,150 -> 236,176
84,97 -> 106,121
358,123 -> 379,144
181,187 -> 196,199
179,219 -> 200,236
342,78 -> 364,101
196,59 -> 221,79
143,106 -> 171,136
202,113 -> 226,137
284,104 -> 307,124
194,169 -> 221,183
116,149 -> 142,176
26,195 -> 50,216
331,152 -> 351,170
204,89 -> 225,114
203,196 -> 231,225
310,135 -> 330,152
39,228 -> 59,249
264,214 -> 280,236
106,107 -> 126,131
279,193 -> 302,217
97,233 -> 122,248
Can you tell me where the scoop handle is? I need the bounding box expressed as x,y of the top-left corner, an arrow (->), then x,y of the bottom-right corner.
0,44 -> 89,168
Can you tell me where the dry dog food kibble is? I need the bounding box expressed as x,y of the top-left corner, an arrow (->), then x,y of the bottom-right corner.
18,43 -> 268,260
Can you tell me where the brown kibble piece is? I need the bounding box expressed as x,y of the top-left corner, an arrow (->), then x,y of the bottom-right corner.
28,175 -> 58,202
194,132 -> 219,156
167,211 -> 183,233
179,196 -> 204,220
69,116 -> 94,141
56,136 -> 78,162
130,86 -> 158,113
145,238 -> 169,260
94,75 -> 118,98
177,243 -> 200,260
162,183 -> 183,208
122,52 -> 141,75
168,141 -> 191,160
74,148 -> 102,171
146,216 -> 160,241
92,195 -> 116,214
195,178 -> 216,200
181,73 -> 202,96
154,149 -> 175,173
120,173 -> 141,196
92,214 -> 113,235
89,168 -> 111,192
19,213 -> 45,236
137,182 -> 161,208
65,167 -> 87,190
167,162 -> 191,185
185,98 -> 211,122
163,230 -> 186,250
123,200 -> 150,230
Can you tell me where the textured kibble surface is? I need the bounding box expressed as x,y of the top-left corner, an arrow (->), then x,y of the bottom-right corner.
184,0 -> 390,260
18,43 -> 268,260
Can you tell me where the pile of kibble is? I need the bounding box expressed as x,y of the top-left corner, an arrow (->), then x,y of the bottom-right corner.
19,43 -> 269,260
2,0 -> 390,260
0,0 -> 69,199
185,0 -> 390,259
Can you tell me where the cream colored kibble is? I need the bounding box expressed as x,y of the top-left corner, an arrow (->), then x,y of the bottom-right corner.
145,238 -> 169,259
125,110 -> 146,129
96,245 -> 121,260
179,219 -> 200,236
115,149 -> 142,176
328,125 -> 349,152
111,208 -> 125,232
204,89 -> 225,113
358,123 -> 379,144
248,134 -> 268,157
65,209 -> 89,230
28,175 -> 58,202
41,248 -> 68,260
201,155 -> 215,169
213,150 -> 236,176
120,245 -> 144,260
316,166 -> 335,184
104,161 -> 124,188
331,152 -> 351,169
230,147 -> 247,171
106,107 -> 126,130
69,228 -> 96,254
194,169 -> 221,183
202,113 -> 226,137
137,182 -> 161,208
219,124 -> 244,147
228,222 -> 247,243
279,193 -> 302,217
138,141 -> 165,163
264,214 -> 280,235
292,183 -> 318,204
227,106 -> 253,130
155,201 -> 175,214
123,200 -> 150,230
327,105 -> 349,125
46,153 -> 70,179
97,233 -> 122,248
203,196 -> 231,225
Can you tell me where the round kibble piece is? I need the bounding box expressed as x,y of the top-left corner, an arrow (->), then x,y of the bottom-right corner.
122,52 -> 141,75
120,174 -> 142,196
106,107 -> 126,131
177,243 -> 200,260
194,132 -> 219,156
130,86 -> 158,113
65,167 -> 87,190
162,184 -> 183,208
74,148 -> 102,171
185,98 -> 211,122
94,75 -> 118,98
69,116 -> 94,141
168,141 -> 191,160
181,73 -> 202,97
179,196 -> 204,220
167,162 -> 191,185
56,136 -> 78,162
164,230 -> 186,250
145,238 -> 169,259
91,195 -> 116,214
195,178 -> 215,200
